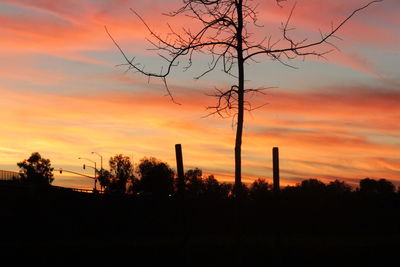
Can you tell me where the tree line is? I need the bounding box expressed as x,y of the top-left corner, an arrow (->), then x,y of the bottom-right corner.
14,152 -> 400,199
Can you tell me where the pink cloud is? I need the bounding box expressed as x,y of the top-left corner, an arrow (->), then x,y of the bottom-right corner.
0,0 -> 398,188
1,84 -> 399,186
250,0 -> 397,74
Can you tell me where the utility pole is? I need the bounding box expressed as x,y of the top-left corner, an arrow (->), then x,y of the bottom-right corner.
78,157 -> 97,192
273,147 -> 280,194
175,144 -> 185,196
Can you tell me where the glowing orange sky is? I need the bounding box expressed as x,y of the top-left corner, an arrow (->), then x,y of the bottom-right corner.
0,0 -> 399,189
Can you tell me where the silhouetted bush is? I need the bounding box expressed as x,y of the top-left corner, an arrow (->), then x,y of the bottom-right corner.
179,169 -> 233,199
281,185 -> 300,194
184,168 -> 204,198
232,182 -> 249,199
249,178 -> 272,200
359,178 -> 395,194
299,178 -> 326,194
326,180 -> 353,194
377,179 -> 396,194
202,175 -> 231,199
137,157 -> 174,198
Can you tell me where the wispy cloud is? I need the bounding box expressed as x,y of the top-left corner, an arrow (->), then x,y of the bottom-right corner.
0,0 -> 398,188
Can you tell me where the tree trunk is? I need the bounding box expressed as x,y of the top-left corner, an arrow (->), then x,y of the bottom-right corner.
235,0 -> 244,197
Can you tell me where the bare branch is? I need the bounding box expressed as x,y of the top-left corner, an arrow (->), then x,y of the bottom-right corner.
244,0 -> 383,62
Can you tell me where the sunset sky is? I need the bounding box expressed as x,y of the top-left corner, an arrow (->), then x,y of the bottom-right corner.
0,0 -> 399,189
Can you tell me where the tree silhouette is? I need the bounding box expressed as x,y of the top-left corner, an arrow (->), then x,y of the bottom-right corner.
377,179 -> 395,194
359,178 -> 395,194
108,154 -> 135,194
249,178 -> 272,200
326,179 -> 352,194
97,169 -> 112,192
299,178 -> 326,194
17,152 -> 54,186
107,0 -> 381,195
202,174 -> 224,199
219,181 -> 233,199
137,157 -> 175,198
181,168 -> 234,199
359,178 -> 377,193
184,168 -> 204,198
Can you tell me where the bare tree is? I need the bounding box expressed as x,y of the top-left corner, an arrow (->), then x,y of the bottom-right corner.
106,0 -> 382,196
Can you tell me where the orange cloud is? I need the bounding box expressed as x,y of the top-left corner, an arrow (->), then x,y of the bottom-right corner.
2,82 -> 399,188
0,0 -> 398,189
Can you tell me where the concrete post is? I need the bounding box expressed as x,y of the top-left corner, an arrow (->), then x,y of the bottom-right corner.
273,147 -> 280,194
175,144 -> 185,194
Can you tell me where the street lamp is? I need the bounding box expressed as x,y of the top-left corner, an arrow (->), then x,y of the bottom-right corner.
78,157 -> 97,192
91,151 -> 103,171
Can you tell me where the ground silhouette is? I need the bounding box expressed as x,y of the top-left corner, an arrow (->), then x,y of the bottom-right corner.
1,175 -> 399,266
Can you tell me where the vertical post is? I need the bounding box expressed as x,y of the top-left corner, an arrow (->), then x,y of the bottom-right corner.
175,144 -> 185,195
273,147 -> 280,194
94,162 -> 97,192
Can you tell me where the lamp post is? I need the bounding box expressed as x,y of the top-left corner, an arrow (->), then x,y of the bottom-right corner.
78,157 -> 97,192
91,151 -> 103,171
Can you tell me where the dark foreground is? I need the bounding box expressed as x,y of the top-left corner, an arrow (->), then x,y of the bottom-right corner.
1,184 -> 399,266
